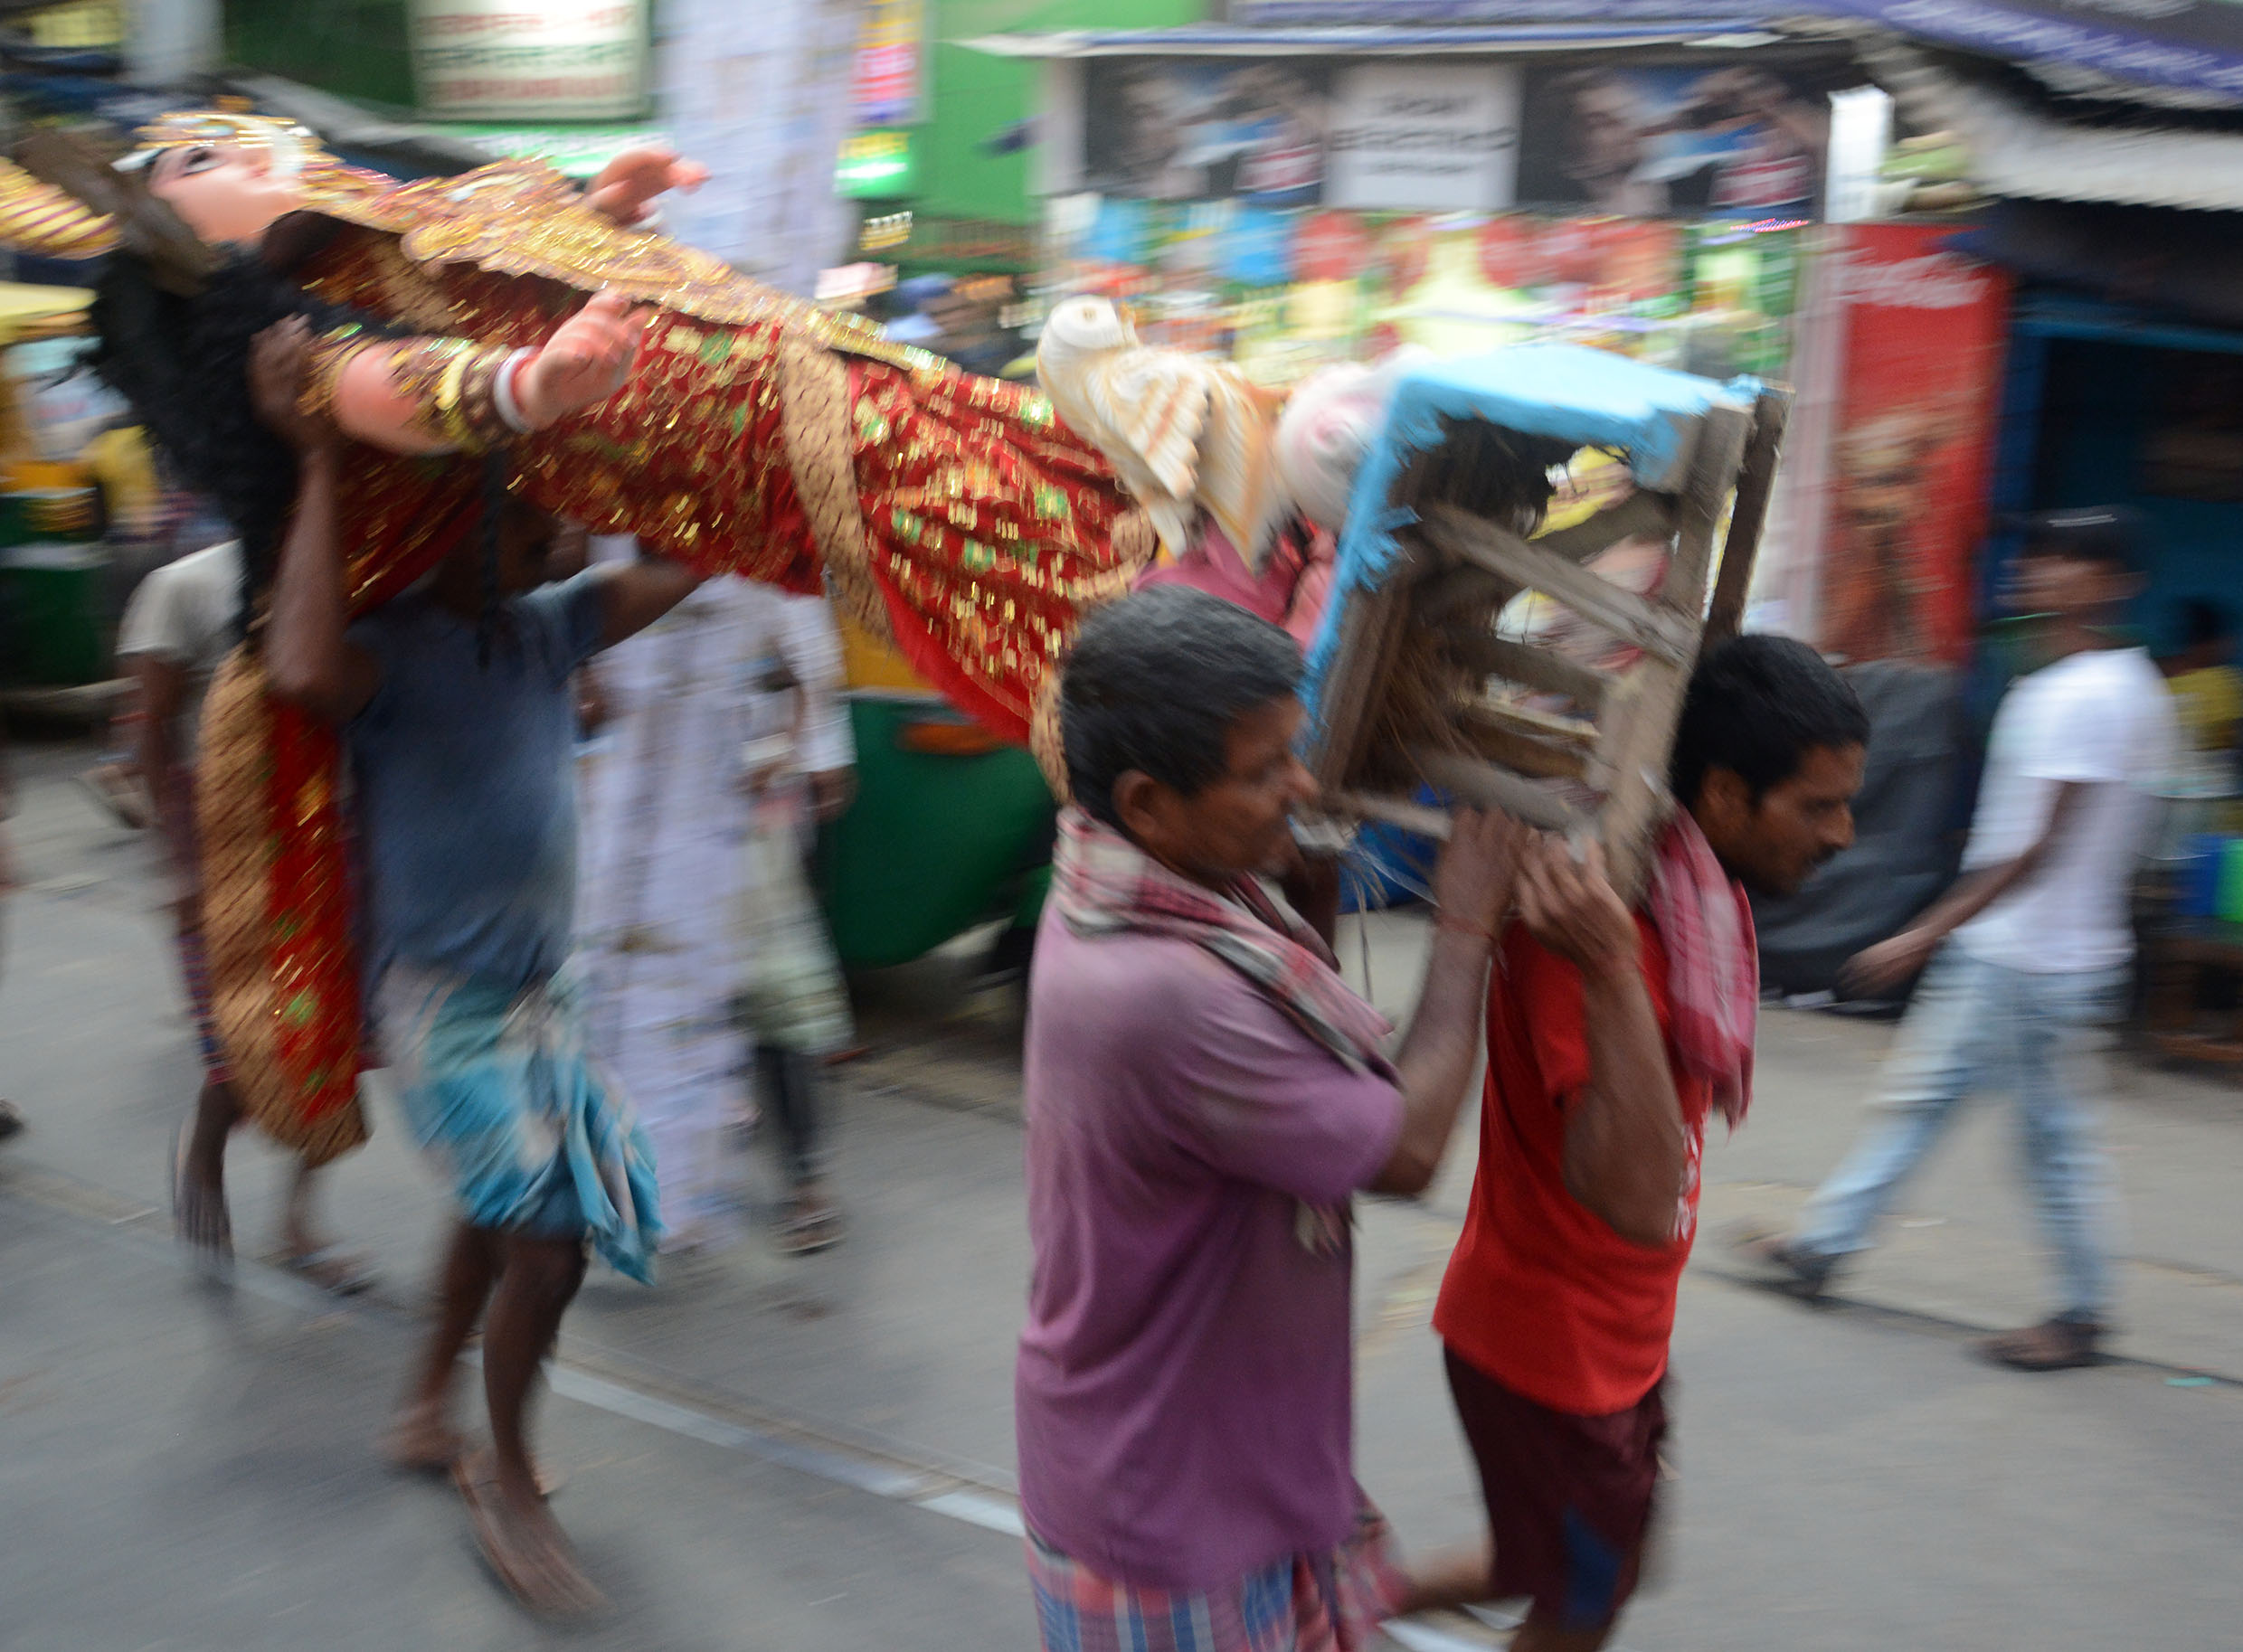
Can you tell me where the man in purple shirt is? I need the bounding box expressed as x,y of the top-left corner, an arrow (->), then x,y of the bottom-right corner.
1017,585 -> 1524,1652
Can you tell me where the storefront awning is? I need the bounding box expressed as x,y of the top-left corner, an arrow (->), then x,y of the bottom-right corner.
1866,40 -> 2243,212
960,22 -> 1828,58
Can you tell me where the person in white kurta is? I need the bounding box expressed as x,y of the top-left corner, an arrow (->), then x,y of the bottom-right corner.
576,546 -> 856,1253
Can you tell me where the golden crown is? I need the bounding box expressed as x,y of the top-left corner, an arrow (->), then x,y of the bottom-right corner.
115,107 -> 324,172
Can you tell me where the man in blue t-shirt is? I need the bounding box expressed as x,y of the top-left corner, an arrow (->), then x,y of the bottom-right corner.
252,318 -> 702,1616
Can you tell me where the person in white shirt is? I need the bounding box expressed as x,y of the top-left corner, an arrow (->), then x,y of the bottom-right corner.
118,538 -> 373,1291
575,546 -> 857,1255
1742,509 -> 2179,1371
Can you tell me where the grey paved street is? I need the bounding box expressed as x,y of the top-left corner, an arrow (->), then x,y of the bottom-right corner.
5,733 -> 2241,1650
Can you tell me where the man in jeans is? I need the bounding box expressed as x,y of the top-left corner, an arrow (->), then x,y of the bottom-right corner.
1743,509 -> 2179,1371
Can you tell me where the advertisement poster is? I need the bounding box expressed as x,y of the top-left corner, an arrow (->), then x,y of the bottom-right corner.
852,0 -> 923,127
1514,61 -> 1829,218
411,0 -> 649,120
1819,223 -> 2011,665
1324,62 -> 1522,212
1082,61 -> 1333,204
657,0 -> 859,292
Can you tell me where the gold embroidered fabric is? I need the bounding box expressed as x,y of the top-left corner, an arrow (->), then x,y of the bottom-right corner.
0,158 -> 121,259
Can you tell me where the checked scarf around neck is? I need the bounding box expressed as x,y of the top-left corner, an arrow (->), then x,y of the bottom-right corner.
1643,810 -> 1760,1128
1050,807 -> 1393,1073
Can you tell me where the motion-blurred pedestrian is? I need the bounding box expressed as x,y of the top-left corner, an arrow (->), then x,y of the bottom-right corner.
1421,636 -> 1866,1649
250,316 -> 689,1617
1740,512 -> 2178,1373
577,561 -> 857,1255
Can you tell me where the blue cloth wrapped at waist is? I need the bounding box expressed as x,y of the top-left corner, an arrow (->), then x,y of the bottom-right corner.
378,961 -> 661,1283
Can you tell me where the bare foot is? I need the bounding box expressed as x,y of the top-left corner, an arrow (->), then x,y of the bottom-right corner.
78,762 -> 149,830
384,1402 -> 467,1475
1393,1543 -> 1496,1617
454,1450 -> 604,1619
172,1122 -> 232,1266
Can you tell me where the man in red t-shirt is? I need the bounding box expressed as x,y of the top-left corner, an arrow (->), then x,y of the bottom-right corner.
1429,636 -> 1868,1650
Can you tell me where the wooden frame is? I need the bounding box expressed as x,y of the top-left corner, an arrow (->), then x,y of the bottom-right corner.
1311,385 -> 1791,905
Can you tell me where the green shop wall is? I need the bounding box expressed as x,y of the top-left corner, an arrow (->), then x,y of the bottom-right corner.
912,0 -> 1200,229
226,0 -> 416,109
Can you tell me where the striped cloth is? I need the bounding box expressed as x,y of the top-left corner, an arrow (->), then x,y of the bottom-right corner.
1026,1499 -> 1409,1652
1049,807 -> 1391,1074
1643,810 -> 1759,1127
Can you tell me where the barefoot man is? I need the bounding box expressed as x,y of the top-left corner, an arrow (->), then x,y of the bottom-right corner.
1426,636 -> 1868,1648
251,316 -> 694,1614
1015,585 -> 1528,1650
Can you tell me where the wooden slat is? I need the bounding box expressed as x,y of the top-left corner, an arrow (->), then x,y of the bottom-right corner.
1325,788 -> 1453,843
1658,403 -> 1753,618
1421,505 -> 1698,666
1593,411 -> 1753,903
1586,659 -> 1688,907
1454,705 -> 1594,782
1411,746 -> 1583,832
1411,494 -> 1673,627
1536,490 -> 1675,565
1309,545 -> 1423,790
1443,630 -> 1614,713
1704,387 -> 1792,647
1467,695 -> 1598,747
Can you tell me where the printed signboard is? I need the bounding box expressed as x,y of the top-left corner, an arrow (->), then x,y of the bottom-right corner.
1325,62 -> 1522,212
411,1 -> 649,121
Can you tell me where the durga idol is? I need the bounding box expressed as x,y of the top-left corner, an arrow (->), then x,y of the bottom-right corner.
0,111 -> 1151,1156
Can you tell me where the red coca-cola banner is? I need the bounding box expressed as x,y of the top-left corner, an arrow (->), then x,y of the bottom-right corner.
1820,222 -> 2011,665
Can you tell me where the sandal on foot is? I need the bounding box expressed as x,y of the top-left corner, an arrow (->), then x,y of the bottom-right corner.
285,1245 -> 378,1297
1726,1222 -> 1835,1300
1979,1317 -> 2103,1372
776,1202 -> 846,1256
452,1452 -> 604,1619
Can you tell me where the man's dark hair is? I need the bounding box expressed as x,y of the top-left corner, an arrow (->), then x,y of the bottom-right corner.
2181,596 -> 2231,652
1062,585 -> 1303,831
2018,507 -> 2140,573
1669,634 -> 1869,808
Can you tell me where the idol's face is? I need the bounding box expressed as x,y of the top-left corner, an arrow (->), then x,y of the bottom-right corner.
147,140 -> 306,245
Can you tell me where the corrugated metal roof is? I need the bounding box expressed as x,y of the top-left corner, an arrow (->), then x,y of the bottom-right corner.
1866,39 -> 2243,212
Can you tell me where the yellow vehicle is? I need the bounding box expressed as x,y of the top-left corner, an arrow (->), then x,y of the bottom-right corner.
0,281 -> 115,689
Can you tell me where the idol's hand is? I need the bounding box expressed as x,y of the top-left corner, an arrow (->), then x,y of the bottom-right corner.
584,147 -> 709,226
515,292 -> 648,427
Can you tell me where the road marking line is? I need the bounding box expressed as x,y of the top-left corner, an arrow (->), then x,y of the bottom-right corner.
543,1363 -> 933,1500
913,1488 -> 1026,1536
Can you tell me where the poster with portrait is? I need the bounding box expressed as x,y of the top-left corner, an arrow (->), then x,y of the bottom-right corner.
1081,60 -> 1333,205
1819,223 -> 2011,664
1514,61 -> 1830,219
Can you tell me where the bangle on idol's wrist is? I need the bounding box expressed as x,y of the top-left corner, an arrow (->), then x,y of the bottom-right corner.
494,347 -> 536,434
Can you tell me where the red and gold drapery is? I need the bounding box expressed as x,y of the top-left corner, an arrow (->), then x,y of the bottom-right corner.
175,167 -> 1149,1161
